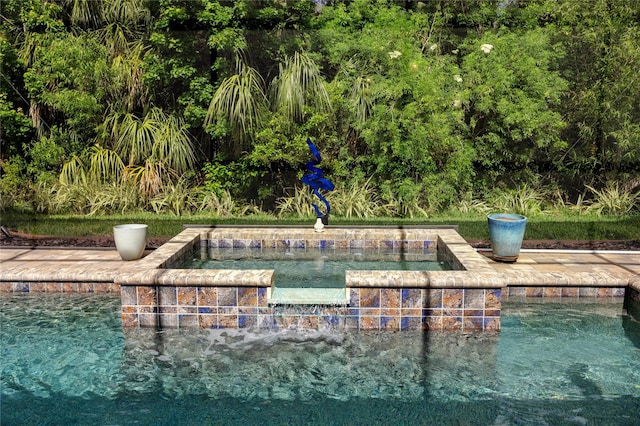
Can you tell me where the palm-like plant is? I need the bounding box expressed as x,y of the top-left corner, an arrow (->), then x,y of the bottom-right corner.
271,51 -> 332,123
205,57 -> 268,156
113,107 -> 195,174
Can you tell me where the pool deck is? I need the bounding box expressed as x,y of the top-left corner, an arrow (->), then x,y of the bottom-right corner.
1,245 -> 639,293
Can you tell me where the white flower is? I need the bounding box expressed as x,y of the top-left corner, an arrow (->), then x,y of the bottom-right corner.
453,99 -> 461,108
387,50 -> 402,59
454,75 -> 463,83
480,44 -> 494,54
429,44 -> 438,51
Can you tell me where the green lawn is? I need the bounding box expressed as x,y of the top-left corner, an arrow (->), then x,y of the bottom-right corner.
2,211 -> 639,241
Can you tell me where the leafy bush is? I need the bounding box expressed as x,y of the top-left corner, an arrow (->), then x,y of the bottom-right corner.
586,183 -> 640,216
487,184 -> 547,216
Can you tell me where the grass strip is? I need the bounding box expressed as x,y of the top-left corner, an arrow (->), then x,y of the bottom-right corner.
2,211 -> 638,241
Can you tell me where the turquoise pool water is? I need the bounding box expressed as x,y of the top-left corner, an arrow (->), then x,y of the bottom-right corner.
178,247 -> 451,288
2,294 -> 640,425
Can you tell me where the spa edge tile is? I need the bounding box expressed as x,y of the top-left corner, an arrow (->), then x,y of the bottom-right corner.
463,289 -> 485,309
121,313 -> 139,327
425,289 -> 443,308
199,314 -> 218,329
543,287 -> 563,298
381,316 -> 400,331
197,287 -> 218,306
485,289 -> 501,309
443,308 -> 463,317
29,282 -> 47,292
441,316 -> 463,331
159,314 -> 178,328
579,287 -> 598,297
381,288 -> 401,308
463,317 -> 485,332
442,289 -> 463,308
139,313 -> 158,328
238,287 -> 258,306
359,316 -> 381,330
424,316 -> 443,331
484,317 -> 501,331
463,309 -> 484,317
525,287 -> 544,297
401,288 -> 423,308
381,308 -> 400,317
401,317 -> 422,331
359,288 -> 380,308
178,314 -> 198,328
402,308 -> 422,316
177,287 -> 197,305
62,282 -> 79,292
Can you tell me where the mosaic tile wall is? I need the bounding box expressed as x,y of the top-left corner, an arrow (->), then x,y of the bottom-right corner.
503,286 -> 626,300
119,284 -> 502,331
0,281 -> 120,293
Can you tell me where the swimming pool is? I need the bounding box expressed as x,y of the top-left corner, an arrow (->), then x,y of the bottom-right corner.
3,293 -> 639,425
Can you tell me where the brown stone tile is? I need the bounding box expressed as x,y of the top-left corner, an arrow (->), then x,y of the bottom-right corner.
484,317 -> 501,331
137,287 -> 157,305
442,289 -> 463,308
217,287 -> 237,306
177,287 -> 197,305
561,287 -> 579,297
381,308 -> 400,317
121,313 -> 138,327
381,288 -> 400,309
402,308 -> 422,317
425,289 -> 442,308
360,316 -> 380,330
441,315 -> 462,331
30,282 -> 47,292
360,288 -> 380,308
199,314 -> 219,329
238,287 -> 258,307
525,287 -> 543,297
197,287 -> 218,306
463,317 -> 484,331
381,316 -> 400,331
543,287 -> 562,298
62,282 -> 79,292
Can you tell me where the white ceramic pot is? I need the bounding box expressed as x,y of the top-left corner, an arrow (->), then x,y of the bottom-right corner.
113,224 -> 148,261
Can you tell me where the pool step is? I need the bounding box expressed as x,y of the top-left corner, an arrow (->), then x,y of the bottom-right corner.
268,287 -> 349,305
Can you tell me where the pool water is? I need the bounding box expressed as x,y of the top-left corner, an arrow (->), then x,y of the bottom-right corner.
2,294 -> 640,425
178,247 -> 451,288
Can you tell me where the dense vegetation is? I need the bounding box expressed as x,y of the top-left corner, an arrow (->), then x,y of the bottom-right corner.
1,0 -> 639,219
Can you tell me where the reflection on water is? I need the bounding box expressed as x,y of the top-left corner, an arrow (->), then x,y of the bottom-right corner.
2,294 -> 640,425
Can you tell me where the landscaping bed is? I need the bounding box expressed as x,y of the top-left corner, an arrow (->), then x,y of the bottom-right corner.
1,230 -> 638,251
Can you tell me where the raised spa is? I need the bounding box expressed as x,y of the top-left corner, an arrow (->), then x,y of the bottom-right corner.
116,226 -> 504,331
176,244 -> 453,305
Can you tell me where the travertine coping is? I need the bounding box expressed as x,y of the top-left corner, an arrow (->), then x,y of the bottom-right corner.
500,270 -> 629,287
115,226 -> 505,289
630,277 -> 640,293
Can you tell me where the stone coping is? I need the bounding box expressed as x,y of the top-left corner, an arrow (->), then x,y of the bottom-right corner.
0,225 -> 637,291
114,226 -> 505,289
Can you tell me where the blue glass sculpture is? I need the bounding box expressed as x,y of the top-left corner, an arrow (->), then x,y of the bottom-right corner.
301,137 -> 334,224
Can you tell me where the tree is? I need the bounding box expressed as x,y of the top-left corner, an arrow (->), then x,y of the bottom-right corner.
550,0 -> 640,188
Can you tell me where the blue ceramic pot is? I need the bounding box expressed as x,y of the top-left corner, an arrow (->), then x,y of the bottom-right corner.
487,213 -> 527,262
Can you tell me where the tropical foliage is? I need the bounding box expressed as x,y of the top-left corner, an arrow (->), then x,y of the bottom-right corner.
1,0 -> 639,218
